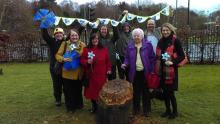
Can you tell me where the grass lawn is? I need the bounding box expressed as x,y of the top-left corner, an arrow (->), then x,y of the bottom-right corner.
0,63 -> 220,124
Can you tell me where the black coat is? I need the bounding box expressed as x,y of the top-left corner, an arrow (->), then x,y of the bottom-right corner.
41,29 -> 63,69
157,35 -> 185,91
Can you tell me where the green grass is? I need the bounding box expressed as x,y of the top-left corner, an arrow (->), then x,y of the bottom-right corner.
0,63 -> 220,124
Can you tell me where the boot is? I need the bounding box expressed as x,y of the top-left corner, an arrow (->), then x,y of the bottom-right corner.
161,109 -> 171,117
91,100 -> 97,113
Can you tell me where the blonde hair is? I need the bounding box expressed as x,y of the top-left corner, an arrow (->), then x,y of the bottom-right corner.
161,23 -> 177,35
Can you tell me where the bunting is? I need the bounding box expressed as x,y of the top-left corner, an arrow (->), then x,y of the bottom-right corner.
34,6 -> 171,29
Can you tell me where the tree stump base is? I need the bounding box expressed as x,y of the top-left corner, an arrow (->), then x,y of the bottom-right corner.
97,79 -> 133,124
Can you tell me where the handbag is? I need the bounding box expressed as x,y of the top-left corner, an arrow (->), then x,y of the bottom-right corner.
177,52 -> 188,67
146,73 -> 160,89
171,36 -> 188,67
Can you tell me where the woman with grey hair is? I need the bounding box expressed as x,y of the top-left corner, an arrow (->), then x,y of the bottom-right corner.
121,28 -> 155,117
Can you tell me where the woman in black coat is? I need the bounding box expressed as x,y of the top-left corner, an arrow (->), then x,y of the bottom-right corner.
155,23 -> 185,119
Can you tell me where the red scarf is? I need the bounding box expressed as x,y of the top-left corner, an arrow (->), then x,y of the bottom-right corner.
155,35 -> 177,84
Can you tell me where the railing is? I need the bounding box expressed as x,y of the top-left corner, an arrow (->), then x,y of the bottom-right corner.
179,28 -> 220,64
1,28 -> 220,64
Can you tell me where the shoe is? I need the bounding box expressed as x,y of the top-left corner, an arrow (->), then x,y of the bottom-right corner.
66,109 -> 75,114
55,101 -> 61,107
160,111 -> 171,118
168,113 -> 176,119
143,112 -> 150,117
90,107 -> 97,113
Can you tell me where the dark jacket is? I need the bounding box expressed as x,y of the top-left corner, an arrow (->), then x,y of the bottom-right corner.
41,29 -> 64,69
124,39 -> 156,83
157,35 -> 185,91
99,26 -> 119,65
115,31 -> 132,57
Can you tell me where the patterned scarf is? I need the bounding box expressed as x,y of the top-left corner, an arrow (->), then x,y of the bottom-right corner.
155,35 -> 176,84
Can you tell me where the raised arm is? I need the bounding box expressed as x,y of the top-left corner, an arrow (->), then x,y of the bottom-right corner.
41,28 -> 53,46
111,26 -> 120,43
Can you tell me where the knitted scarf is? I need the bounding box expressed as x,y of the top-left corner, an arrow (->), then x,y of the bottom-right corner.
155,35 -> 176,84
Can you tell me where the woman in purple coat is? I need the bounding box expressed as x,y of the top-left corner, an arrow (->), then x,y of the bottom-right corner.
121,28 -> 155,117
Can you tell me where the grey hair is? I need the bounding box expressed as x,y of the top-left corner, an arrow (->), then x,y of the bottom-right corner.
132,28 -> 144,39
147,19 -> 156,26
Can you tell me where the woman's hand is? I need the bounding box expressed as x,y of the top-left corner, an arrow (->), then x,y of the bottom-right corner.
121,64 -> 127,70
87,59 -> 93,64
63,58 -> 72,62
165,61 -> 173,66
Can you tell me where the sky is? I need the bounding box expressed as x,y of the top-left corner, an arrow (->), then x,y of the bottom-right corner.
56,0 -> 220,13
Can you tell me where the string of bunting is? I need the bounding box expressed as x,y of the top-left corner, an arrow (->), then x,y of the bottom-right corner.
34,6 -> 172,29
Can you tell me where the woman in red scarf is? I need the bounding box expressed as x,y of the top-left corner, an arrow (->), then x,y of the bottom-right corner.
81,33 -> 112,113
155,23 -> 185,119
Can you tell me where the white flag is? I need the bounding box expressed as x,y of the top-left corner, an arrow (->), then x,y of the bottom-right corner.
127,13 -> 136,21
62,17 -> 75,26
98,18 -> 110,25
137,16 -> 149,23
77,19 -> 89,27
54,16 -> 61,26
111,20 -> 120,27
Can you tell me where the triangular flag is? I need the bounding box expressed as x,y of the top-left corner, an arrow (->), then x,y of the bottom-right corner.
54,16 -> 61,26
77,19 -> 89,26
88,21 -> 99,29
62,17 -> 75,26
127,13 -> 137,21
98,18 -> 110,25
110,20 -> 120,27
151,12 -> 160,20
136,16 -> 148,23
161,6 -> 170,16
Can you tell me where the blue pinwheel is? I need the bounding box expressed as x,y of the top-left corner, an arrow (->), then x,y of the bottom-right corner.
33,9 -> 55,29
162,52 -> 170,61
88,51 -> 95,59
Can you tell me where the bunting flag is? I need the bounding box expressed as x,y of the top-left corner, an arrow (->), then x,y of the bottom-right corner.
127,13 -> 137,21
88,21 -> 99,29
77,19 -> 89,26
98,18 -> 110,25
161,6 -> 170,16
111,20 -> 120,27
54,16 -> 61,26
151,12 -> 161,21
62,17 -> 75,26
33,6 -> 171,29
137,16 -> 149,23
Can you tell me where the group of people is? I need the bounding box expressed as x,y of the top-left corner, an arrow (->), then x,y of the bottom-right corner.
41,13 -> 185,119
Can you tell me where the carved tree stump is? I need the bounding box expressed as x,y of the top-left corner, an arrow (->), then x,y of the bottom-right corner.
97,79 -> 133,124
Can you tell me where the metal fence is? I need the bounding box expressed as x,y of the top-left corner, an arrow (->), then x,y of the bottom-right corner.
180,28 -> 220,64
0,33 -> 49,62
0,28 -> 220,64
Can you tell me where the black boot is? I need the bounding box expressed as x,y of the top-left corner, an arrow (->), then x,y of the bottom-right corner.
161,109 -> 171,117
169,92 -> 178,119
161,98 -> 171,118
91,100 -> 97,113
